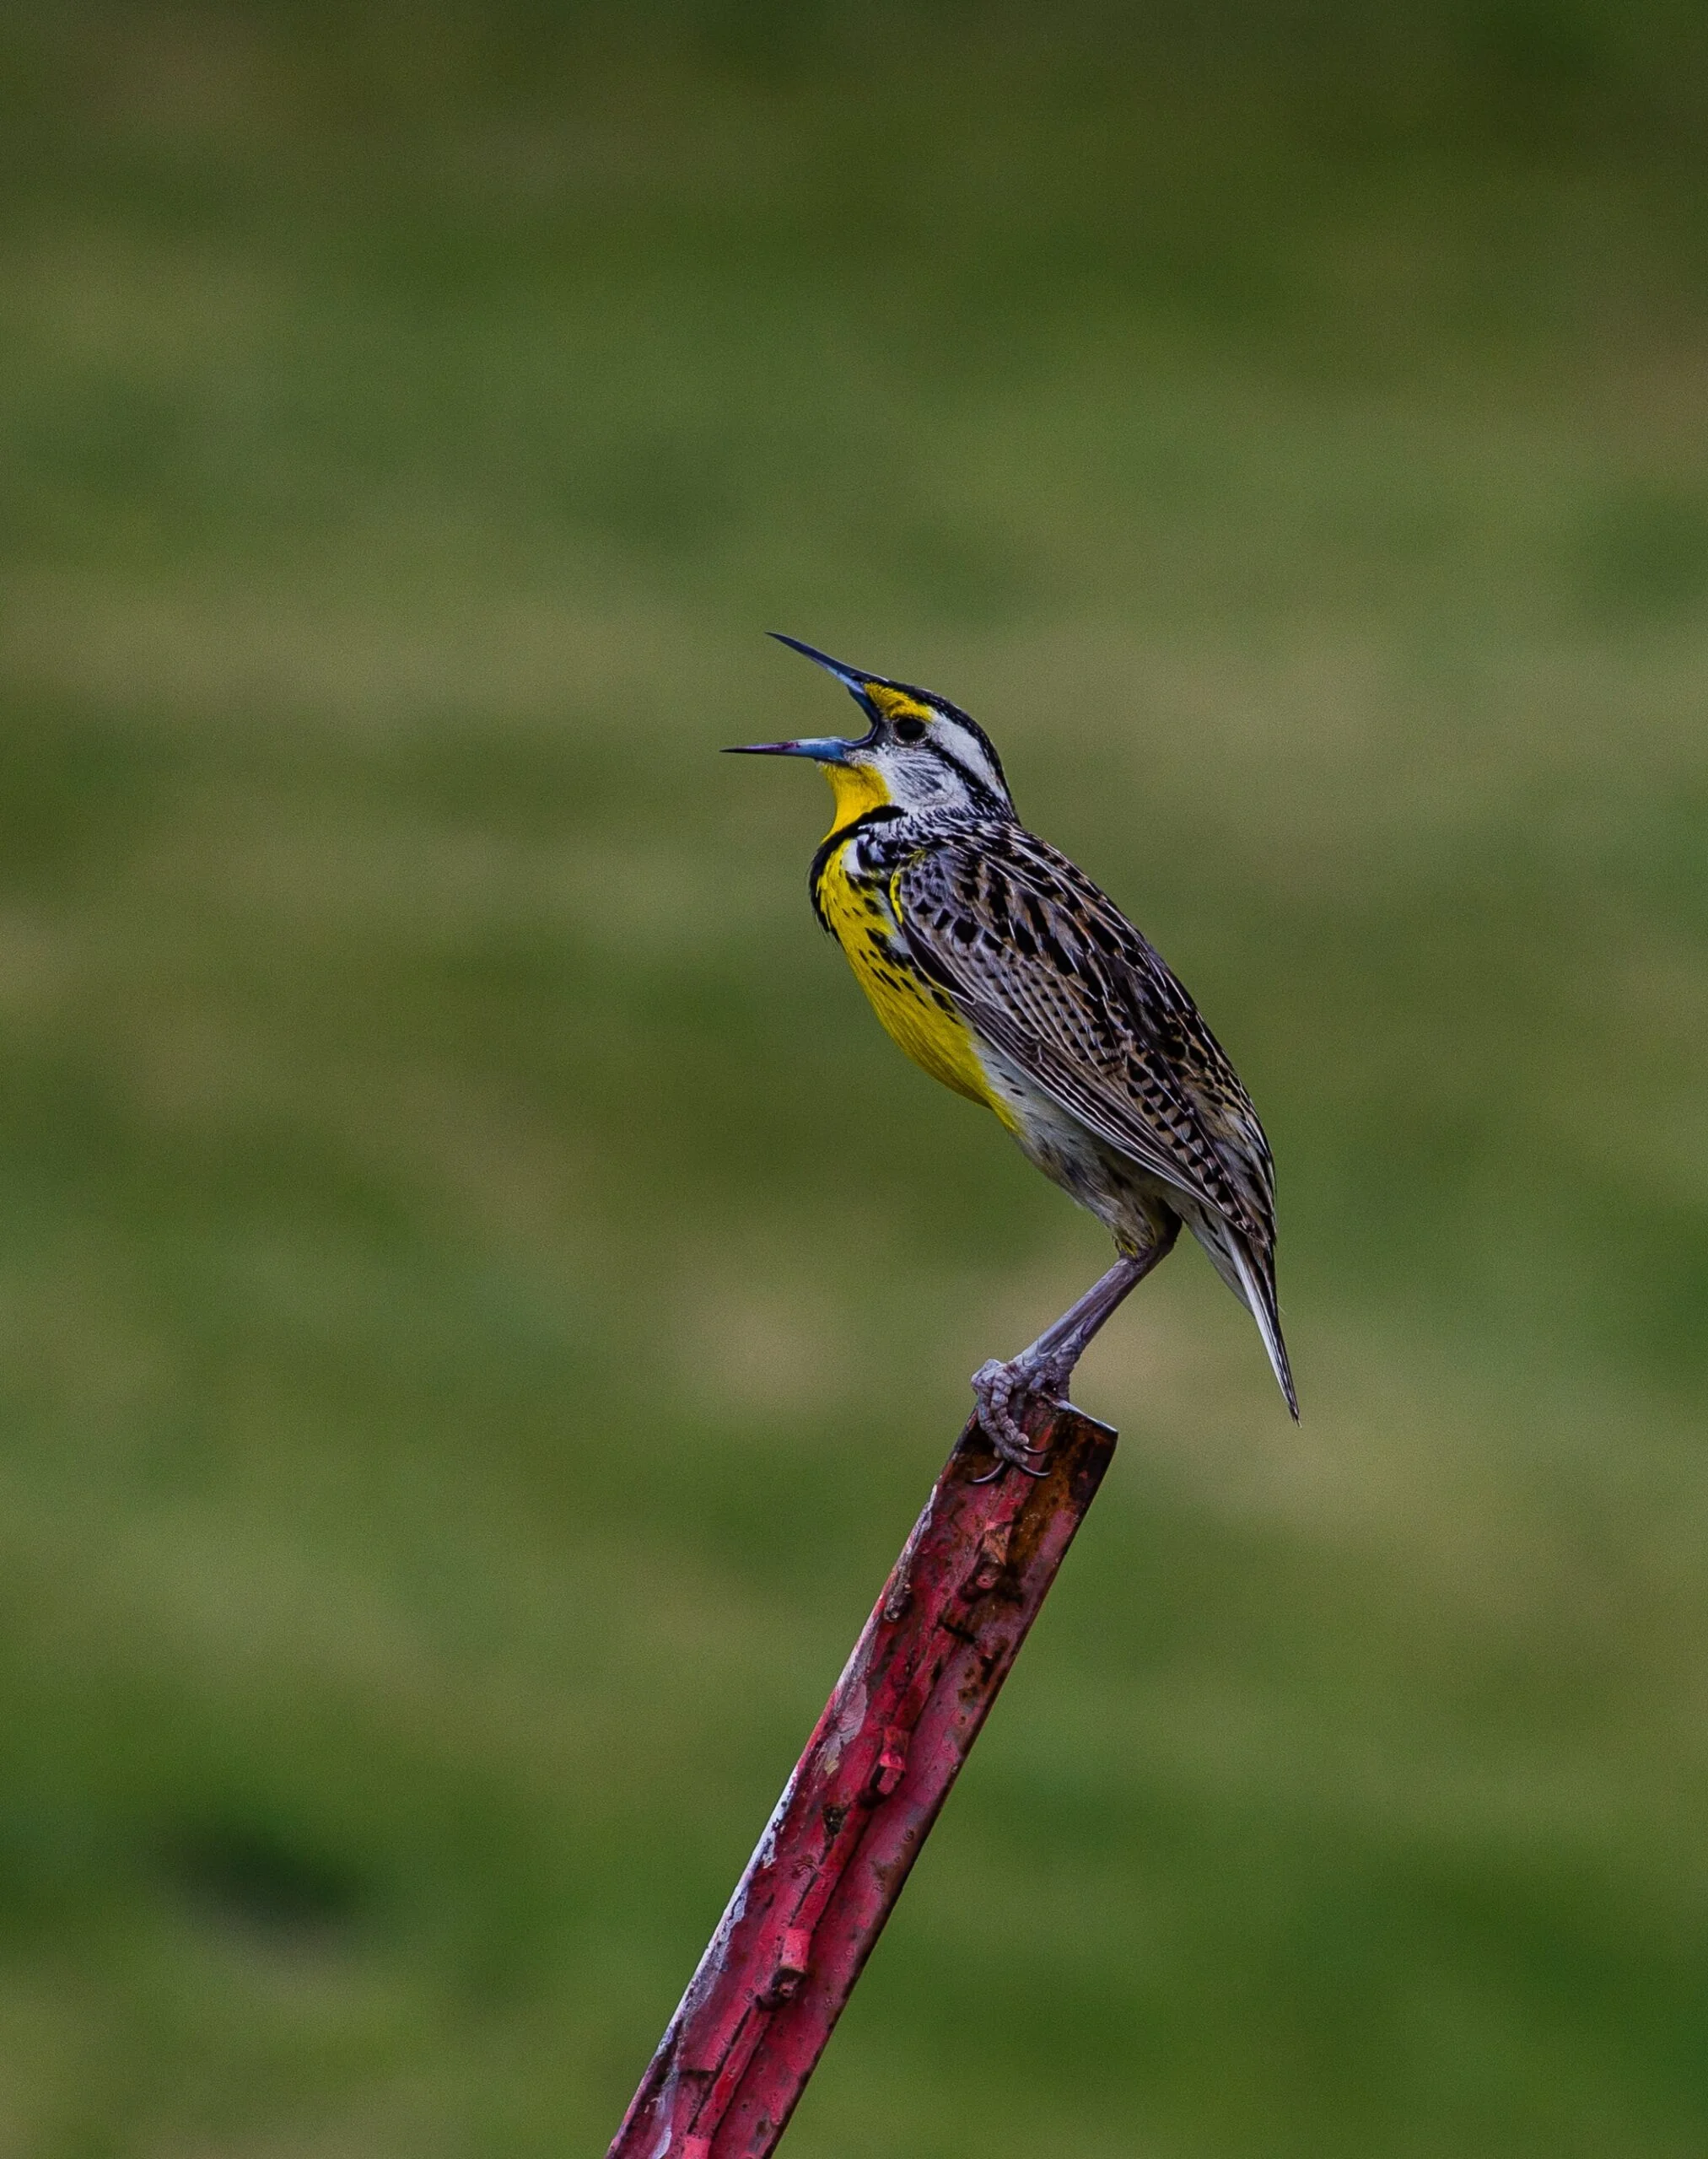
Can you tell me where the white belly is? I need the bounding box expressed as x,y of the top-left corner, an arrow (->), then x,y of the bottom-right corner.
973,1039 -> 1181,1257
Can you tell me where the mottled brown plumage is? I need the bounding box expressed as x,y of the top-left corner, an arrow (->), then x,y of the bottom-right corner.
730,637 -> 1296,1467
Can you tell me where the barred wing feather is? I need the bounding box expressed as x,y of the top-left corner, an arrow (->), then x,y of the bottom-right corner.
897,835 -> 1256,1201
897,831 -> 1296,1413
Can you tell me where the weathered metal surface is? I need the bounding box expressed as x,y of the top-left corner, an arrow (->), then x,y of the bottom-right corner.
606,1404 -> 1118,2159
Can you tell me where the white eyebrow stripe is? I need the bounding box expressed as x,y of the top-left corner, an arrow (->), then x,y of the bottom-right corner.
933,719 -> 1002,796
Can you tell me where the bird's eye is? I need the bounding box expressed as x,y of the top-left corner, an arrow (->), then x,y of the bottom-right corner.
893,717 -> 928,743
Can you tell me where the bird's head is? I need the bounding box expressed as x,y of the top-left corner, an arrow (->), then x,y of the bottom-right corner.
727,635 -> 1014,825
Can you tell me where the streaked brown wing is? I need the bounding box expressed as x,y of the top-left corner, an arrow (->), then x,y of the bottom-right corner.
896,830 -> 1276,1240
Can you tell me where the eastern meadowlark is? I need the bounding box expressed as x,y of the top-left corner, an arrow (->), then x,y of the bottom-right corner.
730,636 -> 1296,1471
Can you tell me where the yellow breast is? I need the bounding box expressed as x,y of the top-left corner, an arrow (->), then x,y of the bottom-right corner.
815,832 -> 1006,1117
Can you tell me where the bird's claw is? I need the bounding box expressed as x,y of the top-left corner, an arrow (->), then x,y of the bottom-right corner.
969,1355 -> 1070,1481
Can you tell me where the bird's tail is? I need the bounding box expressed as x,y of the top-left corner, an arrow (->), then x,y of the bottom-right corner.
1188,1210 -> 1298,1419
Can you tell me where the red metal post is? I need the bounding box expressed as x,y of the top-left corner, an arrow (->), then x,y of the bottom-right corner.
606,1404 -> 1118,2159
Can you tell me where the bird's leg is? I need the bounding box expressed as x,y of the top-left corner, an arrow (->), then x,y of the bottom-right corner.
971,1226 -> 1177,1477
971,1257 -> 1145,1476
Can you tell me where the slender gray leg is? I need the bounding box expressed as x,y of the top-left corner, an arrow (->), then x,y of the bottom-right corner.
972,1222 -> 1179,1475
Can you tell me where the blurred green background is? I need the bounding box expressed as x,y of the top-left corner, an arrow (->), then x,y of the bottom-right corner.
3,4 -> 1708,2153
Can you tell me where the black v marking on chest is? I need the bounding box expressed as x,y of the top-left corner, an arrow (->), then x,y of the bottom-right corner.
808,806 -> 906,932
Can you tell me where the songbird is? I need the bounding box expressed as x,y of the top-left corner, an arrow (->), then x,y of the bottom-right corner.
729,636 -> 1296,1471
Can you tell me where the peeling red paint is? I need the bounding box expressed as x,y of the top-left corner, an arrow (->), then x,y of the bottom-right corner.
606,1406 -> 1117,2159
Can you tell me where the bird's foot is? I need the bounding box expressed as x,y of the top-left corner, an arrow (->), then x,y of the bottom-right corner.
969,1355 -> 1074,1481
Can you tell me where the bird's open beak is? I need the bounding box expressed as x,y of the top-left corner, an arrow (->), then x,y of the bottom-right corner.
723,735 -> 857,762
722,633 -> 885,761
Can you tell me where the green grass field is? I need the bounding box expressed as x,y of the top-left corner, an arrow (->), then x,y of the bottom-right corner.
3,8 -> 1708,2153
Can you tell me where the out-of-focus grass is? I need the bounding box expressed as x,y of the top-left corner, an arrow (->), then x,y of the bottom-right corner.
2,8 -> 1708,2156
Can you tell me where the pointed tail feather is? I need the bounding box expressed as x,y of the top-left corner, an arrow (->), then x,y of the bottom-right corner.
1185,1209 -> 1299,1419
1226,1239 -> 1298,1419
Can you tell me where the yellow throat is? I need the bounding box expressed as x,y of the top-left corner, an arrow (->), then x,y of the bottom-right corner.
821,757 -> 894,826
813,762 -> 1008,1120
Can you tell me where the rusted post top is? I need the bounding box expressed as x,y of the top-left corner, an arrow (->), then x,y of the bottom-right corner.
607,1406 -> 1118,2159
